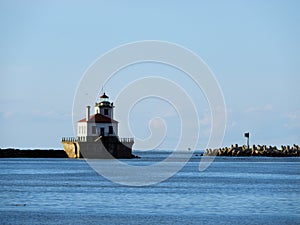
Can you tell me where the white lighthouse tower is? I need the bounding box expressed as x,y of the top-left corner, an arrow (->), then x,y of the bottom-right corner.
94,93 -> 114,118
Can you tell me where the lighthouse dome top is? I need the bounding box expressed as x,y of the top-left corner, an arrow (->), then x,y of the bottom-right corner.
99,92 -> 111,106
100,93 -> 109,99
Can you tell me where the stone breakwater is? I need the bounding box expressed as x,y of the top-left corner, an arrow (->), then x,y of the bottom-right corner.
205,144 -> 300,157
0,148 -> 68,158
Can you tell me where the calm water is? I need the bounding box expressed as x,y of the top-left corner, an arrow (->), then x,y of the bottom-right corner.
0,151 -> 299,225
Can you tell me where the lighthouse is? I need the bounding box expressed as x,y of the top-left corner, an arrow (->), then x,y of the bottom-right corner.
77,93 -> 119,142
62,92 -> 135,159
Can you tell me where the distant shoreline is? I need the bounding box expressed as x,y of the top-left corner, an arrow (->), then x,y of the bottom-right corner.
0,148 -> 67,158
1,145 -> 299,158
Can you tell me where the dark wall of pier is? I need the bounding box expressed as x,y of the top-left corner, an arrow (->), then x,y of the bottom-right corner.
0,149 -> 68,158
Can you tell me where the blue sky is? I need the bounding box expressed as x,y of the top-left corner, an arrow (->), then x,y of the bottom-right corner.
0,0 -> 299,149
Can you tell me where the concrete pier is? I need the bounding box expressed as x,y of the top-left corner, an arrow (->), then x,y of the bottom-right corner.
61,136 -> 136,159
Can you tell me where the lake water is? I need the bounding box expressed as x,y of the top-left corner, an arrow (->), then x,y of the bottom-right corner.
0,151 -> 299,225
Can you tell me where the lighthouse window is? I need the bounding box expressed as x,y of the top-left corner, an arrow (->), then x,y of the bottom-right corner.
92,126 -> 96,134
104,109 -> 108,115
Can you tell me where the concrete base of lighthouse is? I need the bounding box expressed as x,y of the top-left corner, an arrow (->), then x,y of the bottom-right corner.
61,136 -> 135,159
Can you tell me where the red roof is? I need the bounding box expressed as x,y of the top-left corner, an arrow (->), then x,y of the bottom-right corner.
78,113 -> 118,123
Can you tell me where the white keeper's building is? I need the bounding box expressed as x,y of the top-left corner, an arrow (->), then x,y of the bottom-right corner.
77,93 -> 119,142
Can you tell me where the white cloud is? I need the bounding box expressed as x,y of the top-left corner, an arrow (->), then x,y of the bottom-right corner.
228,121 -> 237,129
160,105 -> 178,118
199,109 -> 211,126
285,110 -> 300,128
245,104 -> 273,113
1,111 -> 13,118
287,111 -> 300,120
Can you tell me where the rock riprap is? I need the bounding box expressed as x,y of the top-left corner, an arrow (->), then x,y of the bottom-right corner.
205,144 -> 300,157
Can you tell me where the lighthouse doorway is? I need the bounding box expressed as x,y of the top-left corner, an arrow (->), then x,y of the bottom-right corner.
100,128 -> 105,136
